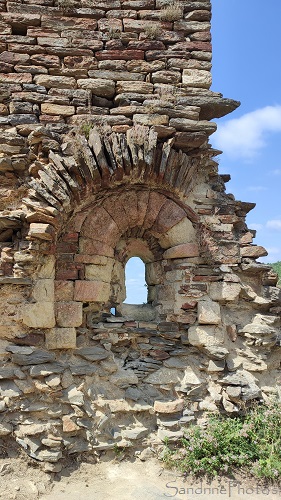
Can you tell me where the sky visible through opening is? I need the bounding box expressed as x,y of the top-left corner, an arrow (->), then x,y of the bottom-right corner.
124,257 -> 147,304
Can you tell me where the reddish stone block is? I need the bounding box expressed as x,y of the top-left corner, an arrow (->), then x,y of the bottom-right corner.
74,280 -> 110,302
1,12 -> 41,26
0,73 -> 32,84
95,50 -> 144,61
152,200 -> 186,235
39,115 -> 65,124
163,244 -> 199,260
56,241 -> 78,253
80,207 -> 120,246
56,263 -> 79,280
27,28 -> 61,37
64,55 -> 98,69
30,54 -> 60,67
55,301 -> 83,327
61,232 -> 79,243
143,191 -> 166,230
79,238 -> 114,258
181,300 -> 198,310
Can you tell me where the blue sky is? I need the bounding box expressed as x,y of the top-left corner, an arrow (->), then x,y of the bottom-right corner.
125,1 -> 281,304
212,0 -> 281,264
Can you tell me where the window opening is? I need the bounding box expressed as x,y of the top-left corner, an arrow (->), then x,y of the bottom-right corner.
124,257 -> 147,304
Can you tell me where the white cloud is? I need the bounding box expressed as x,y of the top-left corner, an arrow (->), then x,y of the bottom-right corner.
272,169 -> 281,175
266,219 -> 281,230
214,105 -> 281,160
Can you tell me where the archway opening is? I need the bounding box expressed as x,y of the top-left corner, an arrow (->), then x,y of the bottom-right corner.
124,257 -> 147,305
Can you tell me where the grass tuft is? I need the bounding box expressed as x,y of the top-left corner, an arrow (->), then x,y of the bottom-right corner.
162,402 -> 281,480
160,1 -> 184,22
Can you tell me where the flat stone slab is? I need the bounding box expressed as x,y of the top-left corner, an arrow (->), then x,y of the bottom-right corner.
0,277 -> 32,285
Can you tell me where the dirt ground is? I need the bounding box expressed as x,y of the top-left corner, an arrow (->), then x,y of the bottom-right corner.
0,454 -> 280,500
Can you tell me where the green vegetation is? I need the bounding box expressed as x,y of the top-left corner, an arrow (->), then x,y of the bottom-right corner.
270,261 -> 281,286
162,403 -> 281,479
80,121 -> 93,140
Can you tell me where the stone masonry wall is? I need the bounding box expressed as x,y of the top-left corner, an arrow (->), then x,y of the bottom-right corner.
0,0 -> 280,471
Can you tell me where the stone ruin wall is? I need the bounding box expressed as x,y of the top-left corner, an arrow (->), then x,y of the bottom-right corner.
0,0 -> 280,469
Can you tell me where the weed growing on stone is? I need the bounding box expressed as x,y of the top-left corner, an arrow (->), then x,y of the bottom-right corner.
80,121 -> 93,140
57,0 -> 78,11
160,1 -> 183,22
108,27 -> 122,40
145,24 -> 161,39
162,402 -> 281,480
113,444 -> 126,457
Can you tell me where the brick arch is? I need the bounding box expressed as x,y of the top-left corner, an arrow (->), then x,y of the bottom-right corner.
24,125 -> 199,244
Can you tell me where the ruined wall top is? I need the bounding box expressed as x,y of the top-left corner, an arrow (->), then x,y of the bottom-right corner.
0,0 -> 239,133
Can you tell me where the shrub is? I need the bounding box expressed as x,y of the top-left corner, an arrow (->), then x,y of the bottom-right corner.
145,24 -> 161,39
162,402 -> 281,480
160,1 -> 184,22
